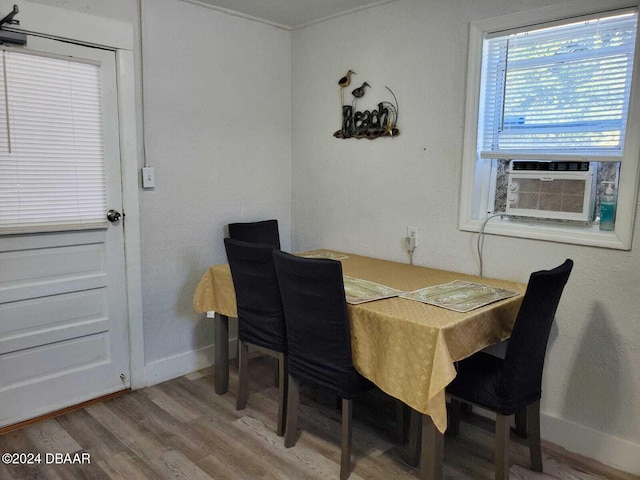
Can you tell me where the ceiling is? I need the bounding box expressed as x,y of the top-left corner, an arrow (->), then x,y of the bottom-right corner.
192,0 -> 394,29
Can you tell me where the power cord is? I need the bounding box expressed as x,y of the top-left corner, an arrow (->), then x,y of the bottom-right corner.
477,213 -> 505,277
405,236 -> 416,265
138,0 -> 150,168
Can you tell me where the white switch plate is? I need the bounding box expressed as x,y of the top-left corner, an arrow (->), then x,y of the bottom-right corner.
142,167 -> 155,189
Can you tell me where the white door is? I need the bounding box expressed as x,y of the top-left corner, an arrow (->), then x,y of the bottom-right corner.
0,36 -> 130,427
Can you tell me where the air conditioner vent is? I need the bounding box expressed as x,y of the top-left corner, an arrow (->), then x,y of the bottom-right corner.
511,161 -> 590,172
506,162 -> 596,221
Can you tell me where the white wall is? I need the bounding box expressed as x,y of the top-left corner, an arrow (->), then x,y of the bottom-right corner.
140,0 -> 291,368
291,0 -> 640,474
25,0 -> 292,378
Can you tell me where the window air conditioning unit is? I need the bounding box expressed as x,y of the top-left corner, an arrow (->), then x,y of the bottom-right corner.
507,161 -> 596,221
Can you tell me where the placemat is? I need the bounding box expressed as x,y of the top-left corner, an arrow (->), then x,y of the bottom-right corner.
343,275 -> 404,304
400,280 -> 518,312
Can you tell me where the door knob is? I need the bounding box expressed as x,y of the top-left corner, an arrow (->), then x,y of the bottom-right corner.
107,209 -> 122,223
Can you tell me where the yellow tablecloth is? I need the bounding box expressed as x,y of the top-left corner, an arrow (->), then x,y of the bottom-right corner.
193,250 -> 525,433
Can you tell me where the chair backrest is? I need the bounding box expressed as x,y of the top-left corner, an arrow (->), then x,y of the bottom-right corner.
272,250 -> 364,398
228,219 -> 281,249
501,259 -> 573,405
224,238 -> 286,352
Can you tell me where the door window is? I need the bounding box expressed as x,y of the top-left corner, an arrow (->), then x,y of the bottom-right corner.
0,49 -> 106,233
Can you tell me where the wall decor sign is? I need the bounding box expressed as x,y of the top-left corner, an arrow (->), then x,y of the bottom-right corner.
334,69 -> 399,140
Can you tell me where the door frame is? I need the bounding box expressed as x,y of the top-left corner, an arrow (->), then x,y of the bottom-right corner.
0,1 -> 146,389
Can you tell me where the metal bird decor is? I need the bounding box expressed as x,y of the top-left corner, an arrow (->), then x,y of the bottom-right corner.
334,70 -> 399,140
338,69 -> 356,106
351,81 -> 369,99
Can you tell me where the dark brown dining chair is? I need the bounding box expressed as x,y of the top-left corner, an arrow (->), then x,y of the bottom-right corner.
224,238 -> 288,436
228,219 -> 281,249
446,259 -> 573,480
272,250 -> 373,480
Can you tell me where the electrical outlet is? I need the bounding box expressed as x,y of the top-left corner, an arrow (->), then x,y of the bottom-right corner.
407,227 -> 418,247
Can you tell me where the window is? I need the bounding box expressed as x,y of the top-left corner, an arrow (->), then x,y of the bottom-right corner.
460,1 -> 640,249
0,48 -> 106,233
481,13 -> 636,159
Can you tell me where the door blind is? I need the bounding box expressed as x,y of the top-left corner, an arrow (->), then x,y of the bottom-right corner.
0,49 -> 106,232
479,11 -> 638,160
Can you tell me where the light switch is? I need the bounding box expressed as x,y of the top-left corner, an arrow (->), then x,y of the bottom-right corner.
142,167 -> 155,189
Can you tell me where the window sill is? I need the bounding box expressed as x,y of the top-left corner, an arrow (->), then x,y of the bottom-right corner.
460,216 -> 629,250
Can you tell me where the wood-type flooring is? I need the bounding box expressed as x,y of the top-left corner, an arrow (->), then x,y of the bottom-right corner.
0,356 -> 636,480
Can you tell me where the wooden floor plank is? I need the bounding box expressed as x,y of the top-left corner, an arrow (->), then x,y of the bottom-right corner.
95,451 -> 159,480
156,449 -> 214,480
190,413 -> 314,479
108,391 -> 212,463
24,419 -> 82,455
234,415 -> 365,480
196,452 -> 252,480
110,390 -> 184,430
0,460 -> 13,480
141,385 -> 201,423
55,409 -> 126,461
510,459 -> 605,480
0,356 -> 632,480
84,401 -> 172,474
47,458 -> 111,480
0,427 -> 61,480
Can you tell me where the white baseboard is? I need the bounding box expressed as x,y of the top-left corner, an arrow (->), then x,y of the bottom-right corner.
540,412 -> 640,476
454,402 -> 639,475
143,338 -> 238,387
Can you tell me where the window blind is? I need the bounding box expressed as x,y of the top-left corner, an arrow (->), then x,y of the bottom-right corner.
479,11 -> 638,160
0,49 -> 106,232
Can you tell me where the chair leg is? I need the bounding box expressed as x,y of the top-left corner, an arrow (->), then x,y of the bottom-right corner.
273,357 -> 280,387
514,407 -> 528,438
232,336 -> 239,368
448,398 -> 461,437
236,339 -> 249,410
495,414 -> 511,480
276,353 -> 288,437
340,398 -> 353,480
527,400 -> 543,472
284,375 -> 299,448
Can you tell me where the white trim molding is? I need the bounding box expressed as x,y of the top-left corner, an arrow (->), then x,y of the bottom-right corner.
459,0 -> 640,250
117,49 -> 146,390
144,346 -> 215,387
470,405 -> 640,475
179,0 -> 399,31
541,412 -> 640,475
144,340 -> 237,386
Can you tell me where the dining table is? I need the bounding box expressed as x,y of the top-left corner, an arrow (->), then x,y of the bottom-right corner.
193,249 -> 526,480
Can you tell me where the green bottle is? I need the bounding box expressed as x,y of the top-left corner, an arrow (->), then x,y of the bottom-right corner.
599,181 -> 616,231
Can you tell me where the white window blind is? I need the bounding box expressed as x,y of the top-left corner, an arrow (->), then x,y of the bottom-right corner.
479,11 -> 638,160
0,49 -> 106,232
